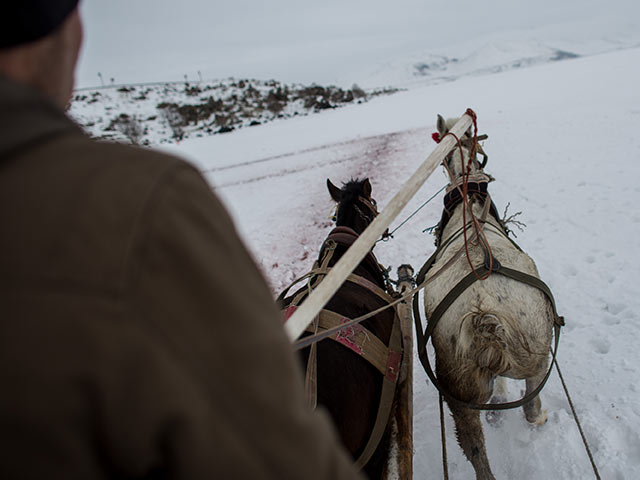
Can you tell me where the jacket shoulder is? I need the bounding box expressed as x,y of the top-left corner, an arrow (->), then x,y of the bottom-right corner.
0,132 -> 206,294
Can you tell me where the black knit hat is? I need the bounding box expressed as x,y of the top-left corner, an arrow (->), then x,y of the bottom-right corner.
1,0 -> 80,48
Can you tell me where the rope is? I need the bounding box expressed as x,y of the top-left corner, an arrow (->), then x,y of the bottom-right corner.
292,284 -> 416,350
439,393 -> 449,480
554,357 -> 602,479
294,195 -> 499,351
292,219 -> 484,351
440,109 -> 494,281
381,109 -> 483,244
436,358 -> 598,480
377,185 -> 448,243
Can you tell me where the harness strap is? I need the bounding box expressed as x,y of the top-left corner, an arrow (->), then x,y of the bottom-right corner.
289,241 -> 337,307
414,193 -> 564,409
290,301 -> 403,470
303,310 -> 395,376
436,183 -> 501,247
279,253 -> 395,311
277,226 -> 392,307
414,260 -> 564,410
305,320 -> 319,410
281,259 -> 402,470
278,219 -> 404,469
323,226 -> 388,288
354,316 -> 403,470
345,272 -> 396,304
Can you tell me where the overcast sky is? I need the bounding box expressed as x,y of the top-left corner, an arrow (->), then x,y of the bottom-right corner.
76,0 -> 639,89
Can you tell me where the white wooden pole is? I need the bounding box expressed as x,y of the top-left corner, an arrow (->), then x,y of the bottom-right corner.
285,112 -> 473,341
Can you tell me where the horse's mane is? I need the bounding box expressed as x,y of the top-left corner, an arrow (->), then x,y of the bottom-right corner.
336,178 -> 367,225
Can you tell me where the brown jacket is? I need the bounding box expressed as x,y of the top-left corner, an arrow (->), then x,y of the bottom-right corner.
0,76 -> 362,479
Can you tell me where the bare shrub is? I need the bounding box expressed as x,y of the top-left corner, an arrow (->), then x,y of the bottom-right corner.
158,103 -> 185,141
108,113 -> 144,144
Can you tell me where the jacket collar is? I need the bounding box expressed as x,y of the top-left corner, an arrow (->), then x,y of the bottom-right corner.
0,75 -> 81,160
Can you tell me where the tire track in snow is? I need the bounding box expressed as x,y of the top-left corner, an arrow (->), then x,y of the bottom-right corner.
208,127 -> 428,190
202,127 -> 426,174
217,126 -> 433,294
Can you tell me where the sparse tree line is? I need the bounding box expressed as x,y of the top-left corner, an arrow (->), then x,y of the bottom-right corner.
71,78 -> 399,144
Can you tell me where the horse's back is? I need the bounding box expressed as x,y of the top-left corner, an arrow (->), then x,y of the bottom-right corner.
283,262 -> 394,475
426,235 -> 554,379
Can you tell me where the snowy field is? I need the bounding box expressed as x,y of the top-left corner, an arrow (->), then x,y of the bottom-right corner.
76,0 -> 640,475
161,47 -> 640,479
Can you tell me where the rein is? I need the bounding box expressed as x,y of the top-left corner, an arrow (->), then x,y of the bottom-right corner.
440,116 -> 497,282
413,191 -> 565,411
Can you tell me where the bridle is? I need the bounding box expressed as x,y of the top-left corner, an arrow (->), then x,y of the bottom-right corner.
353,195 -> 379,224
332,194 -> 379,225
444,134 -> 489,172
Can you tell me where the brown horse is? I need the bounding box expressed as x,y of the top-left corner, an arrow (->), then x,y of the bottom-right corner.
279,178 -> 402,479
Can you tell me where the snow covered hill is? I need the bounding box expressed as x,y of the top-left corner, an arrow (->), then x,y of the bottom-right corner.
69,79 -> 397,145
162,46 -> 640,479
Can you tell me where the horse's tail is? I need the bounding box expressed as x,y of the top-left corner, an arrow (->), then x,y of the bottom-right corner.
458,312 -> 514,376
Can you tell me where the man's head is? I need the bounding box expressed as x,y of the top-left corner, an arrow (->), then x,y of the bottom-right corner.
0,1 -> 83,109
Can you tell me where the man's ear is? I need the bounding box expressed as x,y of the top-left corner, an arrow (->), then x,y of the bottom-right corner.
327,179 -> 341,202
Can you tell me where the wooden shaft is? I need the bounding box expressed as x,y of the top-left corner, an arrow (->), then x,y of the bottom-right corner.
384,266 -> 415,479
285,113 -> 474,341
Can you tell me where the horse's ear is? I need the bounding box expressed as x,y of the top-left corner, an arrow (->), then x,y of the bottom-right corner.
327,179 -> 341,202
362,178 -> 372,198
437,114 -> 447,135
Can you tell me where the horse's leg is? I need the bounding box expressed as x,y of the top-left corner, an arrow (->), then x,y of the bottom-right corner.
439,364 -> 496,480
522,370 -> 548,425
492,376 -> 508,401
449,403 -> 496,480
486,376 -> 508,426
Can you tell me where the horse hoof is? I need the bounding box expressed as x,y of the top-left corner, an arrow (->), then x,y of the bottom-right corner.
486,410 -> 504,427
526,409 -> 548,426
486,396 -> 507,426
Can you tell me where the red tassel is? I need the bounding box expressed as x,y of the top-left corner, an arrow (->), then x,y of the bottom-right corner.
432,132 -> 441,143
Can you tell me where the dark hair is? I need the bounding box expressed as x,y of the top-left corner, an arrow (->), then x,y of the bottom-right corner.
1,0 -> 80,49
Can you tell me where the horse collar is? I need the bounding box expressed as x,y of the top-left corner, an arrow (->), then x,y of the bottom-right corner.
321,227 -> 387,288
436,181 -> 502,247
330,226 -> 360,237
443,182 -> 489,216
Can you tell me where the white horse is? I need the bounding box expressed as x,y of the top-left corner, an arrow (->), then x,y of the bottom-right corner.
422,115 -> 558,480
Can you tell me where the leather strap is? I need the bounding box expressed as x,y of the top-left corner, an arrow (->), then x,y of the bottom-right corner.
413,258 -> 564,410
305,318 -> 319,410
323,226 -> 387,288
292,300 -> 403,470
413,193 -> 564,410
304,310 -> 393,376
354,315 -> 403,469
279,227 -> 402,469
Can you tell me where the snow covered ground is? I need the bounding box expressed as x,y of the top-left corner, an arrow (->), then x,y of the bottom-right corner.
74,0 -> 640,473
158,46 -> 640,478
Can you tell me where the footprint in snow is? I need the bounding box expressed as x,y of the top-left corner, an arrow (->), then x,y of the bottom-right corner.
603,315 -> 621,326
600,423 -> 640,471
603,302 -> 626,315
563,265 -> 578,276
585,255 -> 596,264
590,337 -> 611,354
